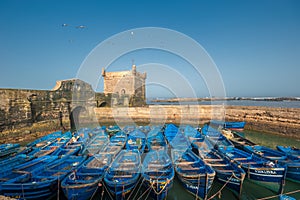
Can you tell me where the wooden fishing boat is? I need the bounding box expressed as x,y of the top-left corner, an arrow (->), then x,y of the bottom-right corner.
221,129 -> 256,149
1,155 -> 85,199
171,149 -> 215,200
164,124 -> 179,143
80,132 -> 109,155
203,150 -> 245,198
184,127 -> 245,198
110,131 -> 127,147
277,146 -> 300,159
104,150 -> 141,199
219,146 -> 287,194
243,145 -> 300,182
146,127 -> 167,151
201,124 -> 234,149
137,125 -> 151,134
27,132 -> 73,157
209,120 -> 246,131
0,155 -> 59,191
61,153 -> 112,200
106,125 -> 121,137
142,150 -> 174,200
0,154 -> 32,171
165,124 -> 190,151
26,130 -> 63,148
126,130 -> 146,154
122,125 -> 135,134
0,144 -> 20,158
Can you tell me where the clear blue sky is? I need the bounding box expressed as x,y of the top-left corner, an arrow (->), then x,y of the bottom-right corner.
0,0 -> 299,98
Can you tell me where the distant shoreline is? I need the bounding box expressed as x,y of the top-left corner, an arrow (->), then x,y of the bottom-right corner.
150,97 -> 300,103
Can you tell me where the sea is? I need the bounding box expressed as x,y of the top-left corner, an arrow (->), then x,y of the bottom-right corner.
147,99 -> 300,109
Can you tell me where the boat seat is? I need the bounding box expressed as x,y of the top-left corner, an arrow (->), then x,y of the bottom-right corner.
113,174 -> 133,178
209,163 -> 229,167
233,157 -> 248,161
204,158 -> 223,162
216,169 -> 234,172
176,161 -> 196,165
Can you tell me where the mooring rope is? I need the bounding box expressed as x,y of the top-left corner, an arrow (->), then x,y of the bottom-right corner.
126,175 -> 143,200
57,177 -> 60,200
136,186 -> 152,200
89,182 -> 100,200
102,181 -> 114,200
256,189 -> 300,200
132,177 -> 145,200
207,173 -> 235,200
195,174 -> 201,200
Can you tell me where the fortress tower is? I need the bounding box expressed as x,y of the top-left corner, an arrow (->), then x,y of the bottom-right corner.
102,65 -> 147,103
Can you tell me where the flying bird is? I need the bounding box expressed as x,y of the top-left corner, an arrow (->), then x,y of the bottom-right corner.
76,25 -> 86,29
62,23 -> 69,27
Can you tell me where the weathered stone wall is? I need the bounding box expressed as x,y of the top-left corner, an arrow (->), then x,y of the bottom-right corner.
94,105 -> 300,138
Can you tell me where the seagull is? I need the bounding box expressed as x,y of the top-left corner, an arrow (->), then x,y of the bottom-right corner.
76,25 -> 86,29
62,23 -> 69,27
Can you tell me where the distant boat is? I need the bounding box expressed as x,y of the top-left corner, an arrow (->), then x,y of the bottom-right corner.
104,150 -> 141,199
219,146 -> 286,194
171,149 -> 215,199
243,145 -> 300,182
209,120 -> 246,131
126,130 -> 146,154
277,146 -> 300,159
109,131 -> 127,147
61,153 -> 112,200
164,124 -> 179,143
146,127 -> 167,151
142,150 -> 174,200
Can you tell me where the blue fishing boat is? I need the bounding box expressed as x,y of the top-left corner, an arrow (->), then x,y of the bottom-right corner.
0,154 -> 32,170
126,130 -> 146,154
28,132 -> 73,157
277,146 -> 300,159
110,131 -> 127,147
0,155 -> 59,191
104,150 -> 141,199
0,144 -> 20,158
142,150 -> 174,200
165,124 -> 190,151
164,124 -> 179,143
26,130 -> 63,148
201,124 -> 234,148
171,149 -> 215,199
122,125 -> 135,134
1,155 -> 85,199
61,153 -> 112,200
106,125 -> 121,136
219,146 -> 287,194
209,120 -> 246,131
146,127 -> 167,151
184,126 -> 246,197
220,129 -> 256,149
137,125 -> 151,134
243,145 -> 300,182
80,132 -> 109,155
